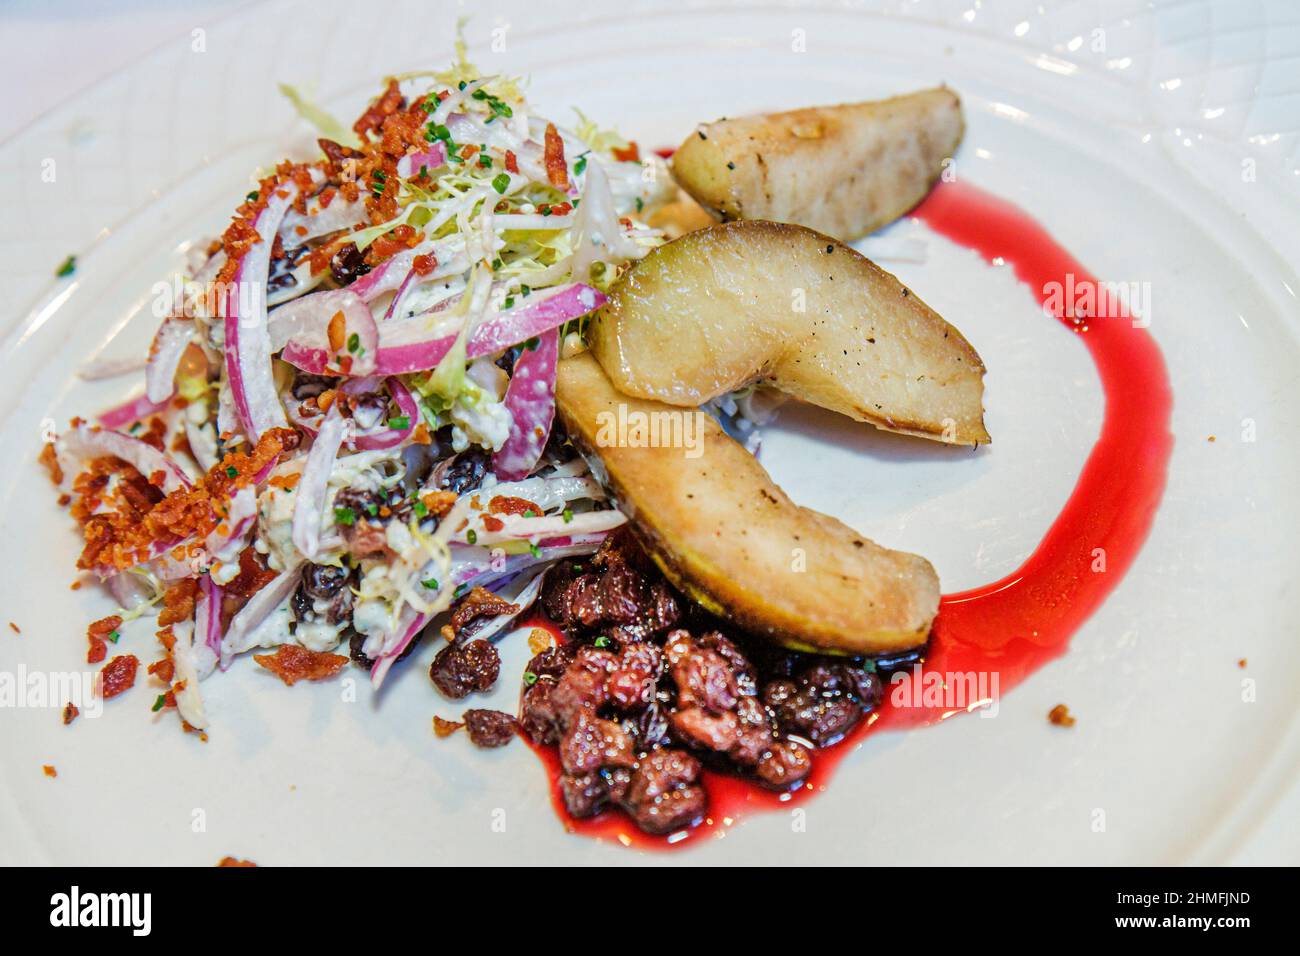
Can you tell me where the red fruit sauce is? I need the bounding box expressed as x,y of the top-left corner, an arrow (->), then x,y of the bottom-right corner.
527,180 -> 1174,850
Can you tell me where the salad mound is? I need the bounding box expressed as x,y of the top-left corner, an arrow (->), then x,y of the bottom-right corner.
46,49 -> 675,731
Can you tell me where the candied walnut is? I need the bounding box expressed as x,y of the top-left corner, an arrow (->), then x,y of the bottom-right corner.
253,644 -> 348,686
550,647 -> 615,722
449,586 -> 518,638
540,531 -> 681,640
755,741 -> 813,790
430,639 -> 500,698
99,654 -> 139,699
1048,704 -> 1076,727
519,681 -> 563,746
559,710 -> 636,774
666,630 -> 741,713
623,750 -> 706,835
463,709 -> 517,748
561,770 -> 616,819
606,642 -> 663,711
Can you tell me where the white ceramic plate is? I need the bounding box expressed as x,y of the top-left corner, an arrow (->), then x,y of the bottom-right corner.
2,0 -> 1298,865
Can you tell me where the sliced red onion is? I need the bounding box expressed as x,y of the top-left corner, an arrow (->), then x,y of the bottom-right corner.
185,417 -> 220,472
370,607 -> 430,690
79,354 -> 147,381
203,484 -> 257,564
476,508 -> 626,544
493,327 -> 558,480
275,289 -> 378,376
106,570 -> 154,612
196,574 -> 224,659
291,403 -> 346,561
468,569 -> 547,643
351,377 -> 418,450
219,562 -> 302,668
97,393 -> 170,431
395,142 -> 448,179
374,283 -> 605,375
145,318 -> 195,403
59,424 -> 191,494
224,181 -> 298,441
170,621 -> 210,728
345,244 -> 428,302
280,194 -> 368,243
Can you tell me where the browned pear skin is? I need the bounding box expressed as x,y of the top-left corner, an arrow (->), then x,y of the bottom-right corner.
671,88 -> 964,241
555,353 -> 940,655
589,219 -> 989,445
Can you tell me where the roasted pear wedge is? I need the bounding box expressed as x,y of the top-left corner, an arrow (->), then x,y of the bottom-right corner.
589,219 -> 989,445
556,353 -> 940,654
671,88 -> 963,241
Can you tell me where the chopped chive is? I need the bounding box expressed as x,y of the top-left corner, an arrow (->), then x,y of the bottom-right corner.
574,154 -> 588,176
635,197 -> 644,213
491,172 -> 510,194
412,501 -> 428,518
522,509 -> 536,518
562,509 -> 574,524
422,577 -> 440,590
128,422 -> 142,434
524,336 -> 540,351
108,630 -> 120,644
387,415 -> 410,430
245,190 -> 259,202
593,636 -> 610,649
225,466 -> 238,478
365,503 -> 379,516
151,694 -> 167,713
334,506 -> 356,526
529,542 -> 541,558
503,297 -> 515,308
478,152 -> 493,168
522,671 -> 539,686
466,529 -> 477,545
347,332 -> 360,353
55,255 -> 77,278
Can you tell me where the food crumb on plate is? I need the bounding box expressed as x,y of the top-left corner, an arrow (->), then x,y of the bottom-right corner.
1048,703 -> 1076,727
527,628 -> 553,654
217,857 -> 257,867
7,622 -> 19,634
62,703 -> 79,725
432,715 -> 463,738
43,765 -> 58,778
1238,658 -> 1247,668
